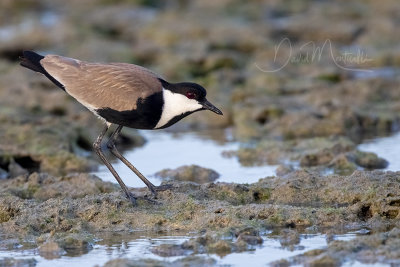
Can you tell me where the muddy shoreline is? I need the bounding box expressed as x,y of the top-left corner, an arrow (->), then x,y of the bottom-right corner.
1,169 -> 400,266
1,0 -> 400,266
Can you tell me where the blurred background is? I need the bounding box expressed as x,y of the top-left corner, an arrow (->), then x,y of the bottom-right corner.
1,0 -> 400,175
1,1 -> 400,265
1,0 -> 400,173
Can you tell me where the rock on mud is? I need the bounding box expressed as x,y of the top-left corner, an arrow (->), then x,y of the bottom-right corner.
352,151 -> 389,169
150,244 -> 188,257
39,241 -> 65,259
1,172 -> 116,200
155,165 -> 220,184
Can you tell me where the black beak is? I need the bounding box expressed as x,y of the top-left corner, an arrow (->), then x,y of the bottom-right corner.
201,99 -> 223,115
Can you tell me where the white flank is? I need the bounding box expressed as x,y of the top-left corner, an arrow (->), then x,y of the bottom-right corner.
155,88 -> 202,129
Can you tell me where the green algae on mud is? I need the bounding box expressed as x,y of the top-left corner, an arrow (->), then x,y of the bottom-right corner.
0,115 -> 145,178
1,0 -> 400,265
0,170 -> 399,264
0,120 -> 93,175
233,135 -> 388,175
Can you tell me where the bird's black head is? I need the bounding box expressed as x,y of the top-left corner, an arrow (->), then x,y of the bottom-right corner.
169,82 -> 207,102
158,79 -> 223,115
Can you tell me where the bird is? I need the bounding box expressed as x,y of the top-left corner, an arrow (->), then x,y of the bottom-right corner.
20,50 -> 223,205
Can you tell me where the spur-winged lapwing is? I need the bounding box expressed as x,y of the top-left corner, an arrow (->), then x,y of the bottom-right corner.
20,51 -> 222,205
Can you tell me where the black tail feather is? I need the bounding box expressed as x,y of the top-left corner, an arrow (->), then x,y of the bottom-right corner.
20,51 -> 65,90
20,51 -> 45,73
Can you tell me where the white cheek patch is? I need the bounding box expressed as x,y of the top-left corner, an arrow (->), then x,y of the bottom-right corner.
155,88 -> 202,129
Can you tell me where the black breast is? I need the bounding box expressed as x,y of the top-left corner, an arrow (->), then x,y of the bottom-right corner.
95,92 -> 163,129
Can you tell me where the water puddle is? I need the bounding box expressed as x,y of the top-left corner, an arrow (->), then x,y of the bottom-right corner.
351,67 -> 400,80
0,230 -> 366,267
93,127 -> 400,188
216,230 -> 363,267
358,131 -> 400,171
93,129 -> 278,187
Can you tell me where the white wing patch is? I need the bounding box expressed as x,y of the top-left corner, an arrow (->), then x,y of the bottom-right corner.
155,88 -> 202,129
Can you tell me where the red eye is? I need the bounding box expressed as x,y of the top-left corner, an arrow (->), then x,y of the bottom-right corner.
186,92 -> 196,99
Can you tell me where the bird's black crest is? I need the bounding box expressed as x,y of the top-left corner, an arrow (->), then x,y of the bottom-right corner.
158,78 -> 207,101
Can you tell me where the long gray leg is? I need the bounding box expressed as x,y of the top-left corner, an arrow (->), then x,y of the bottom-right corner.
106,125 -> 173,197
93,124 -> 137,205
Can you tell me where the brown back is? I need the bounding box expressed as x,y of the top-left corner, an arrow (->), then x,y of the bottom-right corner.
41,55 -> 163,111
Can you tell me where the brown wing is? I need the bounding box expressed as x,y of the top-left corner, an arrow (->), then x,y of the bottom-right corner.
40,55 -> 162,111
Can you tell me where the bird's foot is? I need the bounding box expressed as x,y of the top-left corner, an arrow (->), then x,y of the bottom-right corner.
125,192 -> 138,206
140,196 -> 161,205
125,192 -> 160,206
155,183 -> 174,192
148,183 -> 174,198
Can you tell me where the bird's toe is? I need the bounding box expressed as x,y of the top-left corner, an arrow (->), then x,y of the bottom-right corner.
154,183 -> 174,192
126,192 -> 138,206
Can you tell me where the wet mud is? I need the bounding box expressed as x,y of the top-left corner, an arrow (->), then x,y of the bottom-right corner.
1,0 -> 400,265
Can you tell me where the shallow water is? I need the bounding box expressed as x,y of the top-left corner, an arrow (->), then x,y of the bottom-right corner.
94,127 -> 400,188
352,67 -> 400,80
93,129 -> 278,187
92,128 -> 400,191
0,230 -> 369,267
